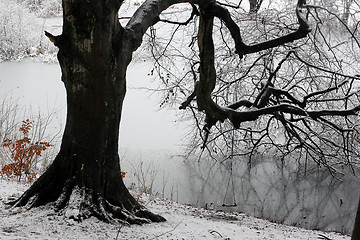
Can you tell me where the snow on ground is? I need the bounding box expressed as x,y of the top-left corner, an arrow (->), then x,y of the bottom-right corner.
0,179 -> 351,240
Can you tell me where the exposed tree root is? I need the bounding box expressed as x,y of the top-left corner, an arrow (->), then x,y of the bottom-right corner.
8,173 -> 166,225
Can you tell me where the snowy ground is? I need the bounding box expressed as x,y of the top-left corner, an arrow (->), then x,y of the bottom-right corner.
0,179 -> 351,240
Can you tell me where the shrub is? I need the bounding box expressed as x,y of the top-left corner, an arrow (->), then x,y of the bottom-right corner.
0,0 -> 58,62
19,0 -> 62,17
1,119 -> 53,183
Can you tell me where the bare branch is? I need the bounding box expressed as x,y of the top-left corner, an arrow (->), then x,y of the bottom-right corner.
305,4 -> 360,48
158,4 -> 199,25
211,0 -> 311,57
126,0 -> 198,50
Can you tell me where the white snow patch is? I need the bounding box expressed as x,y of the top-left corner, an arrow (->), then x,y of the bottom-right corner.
0,179 -> 351,239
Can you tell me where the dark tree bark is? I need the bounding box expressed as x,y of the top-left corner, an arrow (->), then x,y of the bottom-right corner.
14,0 -> 215,224
11,0 -> 172,223
249,0 -> 263,13
352,196 -> 360,240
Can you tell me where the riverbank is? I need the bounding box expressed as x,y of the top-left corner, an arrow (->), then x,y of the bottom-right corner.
0,178 -> 350,240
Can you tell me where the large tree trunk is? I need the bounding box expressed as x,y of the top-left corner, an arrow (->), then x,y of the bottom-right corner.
11,0 -> 165,223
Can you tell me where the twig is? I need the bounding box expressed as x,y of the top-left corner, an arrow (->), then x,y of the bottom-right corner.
115,194 -> 141,240
318,234 -> 333,240
210,229 -> 223,237
149,220 -> 183,240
